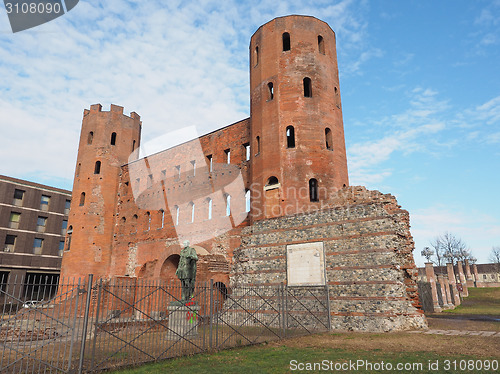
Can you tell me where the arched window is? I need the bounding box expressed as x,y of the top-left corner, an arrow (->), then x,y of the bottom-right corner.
88,131 -> 93,145
325,128 -> 333,150
245,189 -> 251,213
146,211 -> 151,230
282,32 -> 290,51
111,132 -> 117,145
286,126 -> 295,148
224,194 -> 231,216
66,226 -> 73,251
207,198 -> 213,220
94,161 -> 101,174
79,192 -> 85,206
254,46 -> 259,66
309,179 -> 319,202
121,216 -> 126,223
265,176 -> 279,190
174,205 -> 179,225
160,209 -> 165,228
189,202 -> 195,223
76,163 -> 81,177
132,140 -> 136,152
318,35 -> 325,54
303,77 -> 312,97
256,136 -> 261,155
268,82 -> 274,100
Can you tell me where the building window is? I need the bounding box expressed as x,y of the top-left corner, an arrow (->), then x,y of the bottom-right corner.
245,189 -> 251,213
206,155 -> 213,172
66,226 -> 72,251
64,200 -> 71,215
334,86 -> 340,108
256,136 -> 260,155
9,212 -> 20,229
191,160 -> 196,176
282,32 -> 290,51
265,176 -> 280,190
146,211 -> 151,231
268,82 -> 274,100
61,220 -> 68,235
189,202 -> 195,223
254,46 -> 259,66
303,77 -> 312,97
175,205 -> 180,225
58,241 -> 65,257
175,165 -> 181,180
224,149 -> 231,164
36,216 -> 47,233
88,131 -> 93,145
224,194 -> 231,216
79,192 -> 86,206
13,189 -> 25,206
76,163 -> 81,177
4,235 -> 16,252
110,132 -> 117,145
147,174 -> 153,189
244,143 -> 250,161
40,195 -> 50,211
207,198 -> 213,220
318,35 -> 325,54
325,128 -> 333,150
309,178 -> 319,202
33,238 -> 44,255
132,140 -> 136,152
94,161 -> 101,174
160,209 -> 165,228
286,126 -> 295,148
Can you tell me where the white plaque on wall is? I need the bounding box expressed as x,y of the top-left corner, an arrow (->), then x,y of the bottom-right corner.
286,242 -> 326,286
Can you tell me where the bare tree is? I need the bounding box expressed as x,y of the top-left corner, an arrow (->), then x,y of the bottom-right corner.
490,246 -> 500,272
427,232 -> 472,266
421,247 -> 434,262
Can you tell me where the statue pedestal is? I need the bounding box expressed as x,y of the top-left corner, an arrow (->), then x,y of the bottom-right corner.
166,304 -> 200,340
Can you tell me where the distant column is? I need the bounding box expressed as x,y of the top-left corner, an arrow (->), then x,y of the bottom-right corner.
464,259 -> 474,287
425,263 -> 442,312
472,264 -> 483,288
443,276 -> 453,309
456,261 -> 469,297
437,275 -> 451,309
446,263 -> 461,306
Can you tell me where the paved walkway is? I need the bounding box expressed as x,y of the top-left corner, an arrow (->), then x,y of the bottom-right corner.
409,329 -> 500,337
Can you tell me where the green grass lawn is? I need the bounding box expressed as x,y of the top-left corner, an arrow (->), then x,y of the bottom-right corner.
443,287 -> 500,316
112,344 -> 498,374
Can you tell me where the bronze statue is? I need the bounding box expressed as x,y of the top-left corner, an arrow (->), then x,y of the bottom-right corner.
175,240 -> 198,302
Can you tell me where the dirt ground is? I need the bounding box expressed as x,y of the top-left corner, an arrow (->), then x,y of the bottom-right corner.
268,322 -> 500,358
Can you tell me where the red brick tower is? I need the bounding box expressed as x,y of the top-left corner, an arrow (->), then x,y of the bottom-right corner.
249,16 -> 349,221
60,104 -> 141,280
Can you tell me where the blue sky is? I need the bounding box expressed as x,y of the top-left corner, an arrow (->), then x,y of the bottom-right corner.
0,0 -> 499,266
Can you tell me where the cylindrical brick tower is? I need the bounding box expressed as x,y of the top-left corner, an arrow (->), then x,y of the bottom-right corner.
249,15 -> 349,222
60,104 -> 141,280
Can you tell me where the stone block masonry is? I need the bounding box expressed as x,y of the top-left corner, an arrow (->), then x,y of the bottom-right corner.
232,186 -> 427,332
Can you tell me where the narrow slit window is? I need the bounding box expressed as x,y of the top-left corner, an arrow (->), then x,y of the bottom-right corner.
268,82 -> 274,100
146,211 -> 151,231
309,179 -> 319,202
110,132 -> 117,145
303,77 -> 312,97
207,198 -> 213,220
79,192 -> 86,206
191,160 -> 196,176
175,165 -> 181,179
225,194 -> 231,216
224,149 -> 231,164
189,202 -> 195,223
286,126 -> 295,148
66,226 -> 73,251
282,32 -> 290,51
206,155 -> 213,172
256,136 -> 260,155
244,143 -> 250,161
94,161 -> 101,174
245,190 -> 251,213
76,163 -> 81,177
254,46 -> 259,66
318,35 -> 325,54
325,128 -> 333,150
132,140 -> 136,152
175,206 -> 180,225
160,209 -> 165,228
88,131 -> 93,145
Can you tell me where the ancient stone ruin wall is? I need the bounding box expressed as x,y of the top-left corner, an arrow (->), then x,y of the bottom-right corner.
231,186 -> 427,332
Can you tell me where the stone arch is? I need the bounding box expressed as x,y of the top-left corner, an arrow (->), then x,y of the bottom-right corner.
154,244 -> 209,279
160,254 -> 180,282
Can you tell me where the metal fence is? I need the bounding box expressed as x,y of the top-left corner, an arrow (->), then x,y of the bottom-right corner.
0,275 -> 330,373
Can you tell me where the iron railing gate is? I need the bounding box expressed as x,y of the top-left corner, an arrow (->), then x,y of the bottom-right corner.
1,277 -> 331,373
